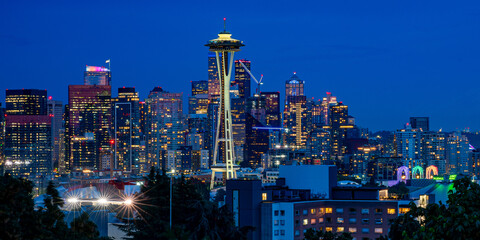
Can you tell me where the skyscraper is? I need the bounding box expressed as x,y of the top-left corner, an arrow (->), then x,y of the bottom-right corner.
320,92 -> 337,126
4,89 -> 51,177
234,59 -> 251,99
47,98 -> 63,172
84,66 -> 111,86
113,87 -> 141,173
284,73 -> 304,105
260,92 -> 281,127
446,132 -> 470,175
67,84 -> 112,171
208,52 -> 222,101
191,80 -> 209,96
410,117 -> 429,131
329,102 -> 350,158
145,87 -> 184,170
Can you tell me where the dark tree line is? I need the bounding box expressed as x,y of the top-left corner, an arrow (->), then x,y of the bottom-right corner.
124,167 -> 251,240
0,173 -> 109,240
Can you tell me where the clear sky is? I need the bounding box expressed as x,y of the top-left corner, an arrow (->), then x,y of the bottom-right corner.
1,0 -> 479,132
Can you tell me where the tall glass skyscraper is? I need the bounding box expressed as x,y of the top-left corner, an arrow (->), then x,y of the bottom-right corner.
84,66 -> 111,86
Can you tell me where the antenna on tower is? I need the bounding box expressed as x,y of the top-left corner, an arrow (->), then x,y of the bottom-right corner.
223,17 -> 226,32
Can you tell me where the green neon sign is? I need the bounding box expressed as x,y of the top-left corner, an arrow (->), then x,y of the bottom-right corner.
449,175 -> 457,180
432,176 -> 443,180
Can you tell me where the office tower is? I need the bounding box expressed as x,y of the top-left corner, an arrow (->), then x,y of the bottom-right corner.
244,112 -> 269,168
309,129 -> 331,164
67,85 -> 112,171
188,94 -> 209,114
4,89 -> 51,177
6,89 -> 47,115
113,87 -> 141,173
145,87 -> 184,170
320,92 -> 337,126
329,102 -> 349,158
284,73 -> 304,103
186,114 -> 209,151
231,97 -> 246,163
394,124 -> 421,169
206,24 -> 244,187
446,132 -> 470,175
311,100 -> 322,129
84,66 -> 111,86
283,95 -> 308,148
420,131 -> 445,162
208,52 -> 222,101
260,92 -> 281,127
234,59 -> 251,98
410,117 -> 429,131
191,80 -> 208,96
47,98 -> 63,171
469,150 -> 480,177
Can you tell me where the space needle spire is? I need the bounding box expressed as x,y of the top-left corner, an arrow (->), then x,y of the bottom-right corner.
206,19 -> 244,189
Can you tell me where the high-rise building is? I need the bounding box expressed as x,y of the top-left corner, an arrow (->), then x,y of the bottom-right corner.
446,132 -> 470,175
113,87 -> 141,173
191,80 -> 208,96
420,131 -> 445,162
188,94 -> 209,114
4,89 -> 51,177
6,89 -> 47,115
285,73 -> 304,104
208,52 -> 222,101
145,87 -> 184,170
284,95 -> 308,148
320,92 -> 337,126
394,124 -> 421,169
84,66 -> 111,86
47,98 -> 63,172
410,117 -> 429,132
260,92 -> 281,127
329,102 -> 350,158
67,85 -> 112,171
234,59 -> 251,99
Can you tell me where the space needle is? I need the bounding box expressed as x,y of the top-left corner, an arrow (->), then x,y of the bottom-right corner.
206,19 -> 243,189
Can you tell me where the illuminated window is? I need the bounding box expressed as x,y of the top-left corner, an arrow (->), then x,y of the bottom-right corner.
295,230 -> 300,236
337,217 -> 344,223
303,209 -> 308,215
388,208 -> 396,214
337,227 -> 344,232
349,227 -> 357,233
319,217 -> 324,223
399,207 -> 410,214
336,208 -> 344,213
319,208 -> 324,213
262,193 -> 267,201
325,227 -> 333,232
326,208 -> 333,213
375,208 -> 383,214
349,218 -> 356,223
362,228 -> 369,233
303,219 -> 308,225
311,218 -> 316,224
311,208 -> 316,214
375,218 -> 383,224
361,208 -> 369,214
375,228 -> 383,234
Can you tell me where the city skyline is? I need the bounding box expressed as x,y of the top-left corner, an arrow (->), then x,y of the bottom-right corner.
2,1 -> 480,131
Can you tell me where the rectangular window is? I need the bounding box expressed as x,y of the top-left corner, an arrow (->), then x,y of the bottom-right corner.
280,230 -> 285,236
303,219 -> 308,225
274,210 -> 279,216
295,220 -> 299,226
375,208 -> 383,214
262,193 -> 267,201
375,218 -> 383,225
362,218 -> 369,224
311,218 -> 316,224
303,209 -> 308,215
326,208 -> 333,213
295,230 -> 300,236
349,208 -> 357,214
388,208 -> 396,214
274,230 -> 279,236
337,217 -> 344,224
326,227 -> 333,232
295,210 -> 300,216
336,208 -> 344,213
326,217 -> 332,223
319,208 -> 325,214
274,220 -> 279,226
280,210 -> 285,216
375,228 -> 383,234
361,208 -> 369,214
349,218 -> 357,223
349,227 -> 357,233
311,208 -> 316,214
337,227 -> 344,232
319,218 -> 324,223
362,228 -> 370,233
280,220 -> 285,225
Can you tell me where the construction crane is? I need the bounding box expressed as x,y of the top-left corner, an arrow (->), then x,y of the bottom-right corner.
238,60 -> 263,95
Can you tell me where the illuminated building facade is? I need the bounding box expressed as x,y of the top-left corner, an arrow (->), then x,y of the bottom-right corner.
446,132 -> 470,175
234,59 -> 251,99
145,87 -> 184,170
4,89 -> 51,177
394,124 -> 420,161
113,87 -> 141,173
309,129 -> 331,164
0,105 -> 5,172
261,92 -> 281,127
329,103 -> 350,158
285,73 -> 304,104
67,85 -> 112,170
284,95 -> 308,148
84,66 -> 111,86
47,99 -> 63,172
420,131 -> 445,162
192,80 -> 208,95
208,52 -> 222,101
320,92 -> 337,126
188,94 -> 209,114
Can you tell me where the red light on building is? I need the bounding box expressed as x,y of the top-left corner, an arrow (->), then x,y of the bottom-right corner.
48,96 -> 53,100
110,139 -> 115,145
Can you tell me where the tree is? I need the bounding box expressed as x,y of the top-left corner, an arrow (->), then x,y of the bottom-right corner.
303,228 -> 353,240
388,182 -> 409,199
388,177 -> 480,239
126,167 -> 249,240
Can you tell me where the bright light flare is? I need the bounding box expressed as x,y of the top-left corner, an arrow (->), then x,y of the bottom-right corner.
67,197 -> 78,203
98,198 -> 108,204
124,199 -> 133,206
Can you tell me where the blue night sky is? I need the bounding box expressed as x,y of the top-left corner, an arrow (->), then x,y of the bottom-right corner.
1,0 -> 480,131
